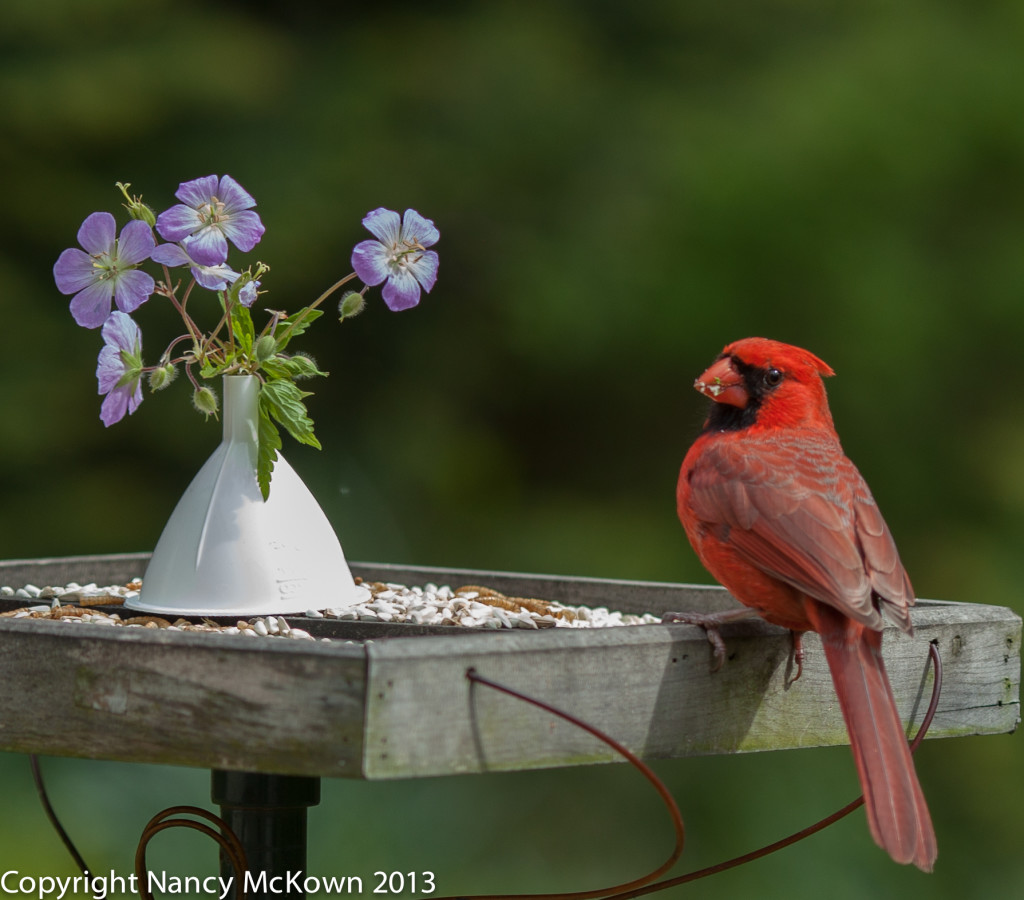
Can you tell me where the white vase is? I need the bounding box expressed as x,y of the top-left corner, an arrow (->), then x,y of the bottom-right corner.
130,374 -> 364,616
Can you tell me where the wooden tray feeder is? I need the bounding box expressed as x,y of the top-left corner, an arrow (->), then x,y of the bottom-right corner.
0,553 -> 1018,780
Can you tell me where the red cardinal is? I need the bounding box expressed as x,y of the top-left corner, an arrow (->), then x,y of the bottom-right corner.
674,337 -> 936,871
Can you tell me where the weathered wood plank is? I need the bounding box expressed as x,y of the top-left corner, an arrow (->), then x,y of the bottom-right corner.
361,601 -> 1021,778
0,617 -> 366,777
0,552 -> 150,589
0,555 -> 1018,780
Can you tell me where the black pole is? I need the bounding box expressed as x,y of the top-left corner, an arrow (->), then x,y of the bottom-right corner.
211,770 -> 321,900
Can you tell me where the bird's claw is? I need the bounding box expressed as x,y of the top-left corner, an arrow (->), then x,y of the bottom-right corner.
661,610 -> 734,672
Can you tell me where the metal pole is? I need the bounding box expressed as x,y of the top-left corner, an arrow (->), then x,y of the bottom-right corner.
211,770 -> 321,900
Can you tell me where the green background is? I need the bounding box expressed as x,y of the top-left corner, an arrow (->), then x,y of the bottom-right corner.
2,0 -> 1022,896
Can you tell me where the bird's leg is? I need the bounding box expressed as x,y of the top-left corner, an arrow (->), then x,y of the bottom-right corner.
787,630 -> 805,685
661,607 -> 760,672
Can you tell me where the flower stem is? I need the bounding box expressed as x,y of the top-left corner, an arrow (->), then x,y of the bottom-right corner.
159,333 -> 197,364
162,270 -> 204,348
199,304 -> 232,362
184,363 -> 202,391
276,271 -> 359,344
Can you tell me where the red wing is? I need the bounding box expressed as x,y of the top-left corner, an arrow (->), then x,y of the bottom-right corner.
687,434 -> 913,632
852,479 -> 914,630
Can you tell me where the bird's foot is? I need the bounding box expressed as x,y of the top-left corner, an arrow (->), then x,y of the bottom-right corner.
661,607 -> 759,672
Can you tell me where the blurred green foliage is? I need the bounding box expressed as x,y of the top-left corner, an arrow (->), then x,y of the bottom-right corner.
1,0 -> 1022,896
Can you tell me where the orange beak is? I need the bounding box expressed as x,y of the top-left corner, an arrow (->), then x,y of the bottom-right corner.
694,356 -> 749,408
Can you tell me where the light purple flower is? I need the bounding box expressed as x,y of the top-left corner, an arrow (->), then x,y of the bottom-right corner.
156,175 -> 265,267
152,241 -> 242,292
237,279 -> 259,307
151,241 -> 260,306
96,311 -> 144,427
54,212 -> 156,329
351,208 -> 439,311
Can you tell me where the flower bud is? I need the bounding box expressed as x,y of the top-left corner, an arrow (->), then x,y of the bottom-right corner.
290,351 -> 319,380
338,290 -> 366,321
116,182 -> 157,228
229,272 -> 261,309
131,202 -> 157,228
148,363 -> 177,392
255,334 -> 277,363
192,385 -> 219,418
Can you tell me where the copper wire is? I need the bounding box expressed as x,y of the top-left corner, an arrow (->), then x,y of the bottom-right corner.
135,806 -> 247,900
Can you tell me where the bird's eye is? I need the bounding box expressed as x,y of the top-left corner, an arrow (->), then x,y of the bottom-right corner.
764,368 -> 783,387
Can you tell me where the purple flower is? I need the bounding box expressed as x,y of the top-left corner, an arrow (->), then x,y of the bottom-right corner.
54,212 -> 156,329
96,311 -> 144,427
237,278 -> 259,307
151,241 -> 260,306
156,175 -> 265,267
351,208 -> 439,311
152,242 -> 242,291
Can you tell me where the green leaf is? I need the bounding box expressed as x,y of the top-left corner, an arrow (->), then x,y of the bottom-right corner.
256,397 -> 283,501
274,307 -> 324,352
199,359 -> 226,379
230,300 -> 255,356
259,357 -> 289,381
259,379 -> 322,449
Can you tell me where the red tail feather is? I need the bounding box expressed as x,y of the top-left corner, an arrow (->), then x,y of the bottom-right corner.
807,602 -> 937,871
